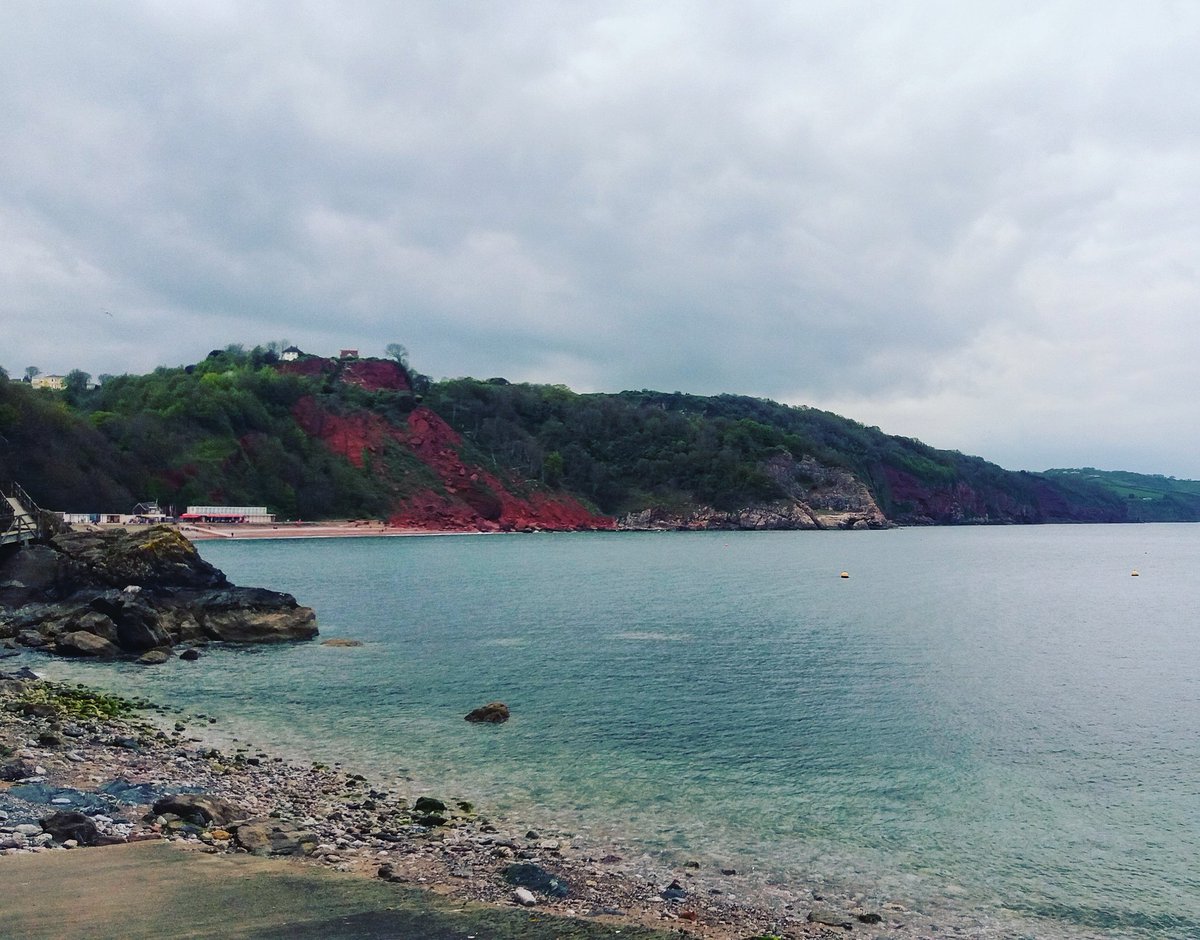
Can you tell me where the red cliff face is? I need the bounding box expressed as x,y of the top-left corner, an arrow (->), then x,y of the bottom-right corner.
291,397 -> 387,468
388,408 -> 613,531
292,399 -> 612,532
340,359 -> 410,392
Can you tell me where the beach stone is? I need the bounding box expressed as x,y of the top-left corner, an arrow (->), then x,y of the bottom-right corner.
660,879 -> 688,901
136,648 -> 172,665
504,862 -> 571,898
152,793 -> 245,827
465,701 -> 509,723
513,887 -> 537,907
234,818 -> 318,856
809,905 -> 855,928
412,797 -> 447,814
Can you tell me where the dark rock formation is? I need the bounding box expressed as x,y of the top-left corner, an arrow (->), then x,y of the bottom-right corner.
40,810 -> 103,846
464,701 -> 510,723
0,526 -> 318,658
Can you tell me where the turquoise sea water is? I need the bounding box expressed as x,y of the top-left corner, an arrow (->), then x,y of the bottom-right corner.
37,526 -> 1200,938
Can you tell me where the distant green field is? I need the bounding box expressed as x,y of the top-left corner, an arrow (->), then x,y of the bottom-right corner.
1043,468 -> 1200,521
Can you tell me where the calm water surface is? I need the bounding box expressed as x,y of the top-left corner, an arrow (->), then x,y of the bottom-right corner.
39,526 -> 1200,938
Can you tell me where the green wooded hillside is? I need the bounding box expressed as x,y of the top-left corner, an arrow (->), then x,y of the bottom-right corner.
2,348 -> 1196,525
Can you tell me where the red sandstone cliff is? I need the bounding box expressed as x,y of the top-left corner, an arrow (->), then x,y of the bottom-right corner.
291,396 -> 612,532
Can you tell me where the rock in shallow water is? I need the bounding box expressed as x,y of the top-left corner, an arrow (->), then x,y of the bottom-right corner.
464,702 -> 510,723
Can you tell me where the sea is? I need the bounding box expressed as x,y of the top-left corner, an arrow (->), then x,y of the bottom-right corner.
34,525 -> 1200,939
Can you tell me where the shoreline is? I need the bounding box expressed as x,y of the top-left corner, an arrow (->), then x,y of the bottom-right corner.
0,669 -> 924,939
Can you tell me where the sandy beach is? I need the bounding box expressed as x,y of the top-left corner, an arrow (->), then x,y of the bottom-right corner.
179,521 -> 459,541
0,670 -> 921,939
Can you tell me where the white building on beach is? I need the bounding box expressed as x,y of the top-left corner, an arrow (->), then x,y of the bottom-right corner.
181,505 -> 275,524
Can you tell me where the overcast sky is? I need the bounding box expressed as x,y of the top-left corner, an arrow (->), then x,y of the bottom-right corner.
3,2 -> 1198,477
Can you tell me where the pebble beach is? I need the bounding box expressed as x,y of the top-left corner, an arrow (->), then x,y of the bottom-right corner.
0,667 -> 936,940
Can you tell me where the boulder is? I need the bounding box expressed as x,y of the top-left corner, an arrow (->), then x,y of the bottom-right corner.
71,611 -> 119,644
320,638 -> 363,647
234,818 -> 318,856
180,589 -> 318,643
465,701 -> 510,723
179,648 -> 201,661
40,810 -> 100,846
152,793 -> 246,827
0,759 -> 34,781
136,648 -> 172,665
0,545 -> 61,606
90,592 -> 172,651
56,631 -> 120,658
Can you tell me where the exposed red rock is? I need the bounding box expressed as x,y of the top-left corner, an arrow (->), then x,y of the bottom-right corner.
292,399 -> 613,532
277,356 -> 410,393
340,359 -> 410,392
292,398 -> 387,469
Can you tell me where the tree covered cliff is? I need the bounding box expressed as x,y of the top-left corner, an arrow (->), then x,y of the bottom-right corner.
2,346 -> 1196,527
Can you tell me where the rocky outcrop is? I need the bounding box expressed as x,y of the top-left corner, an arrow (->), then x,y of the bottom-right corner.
0,526 -> 317,658
465,702 -> 510,723
618,453 -> 890,531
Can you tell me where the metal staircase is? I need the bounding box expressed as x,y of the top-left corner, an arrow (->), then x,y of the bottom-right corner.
0,482 -> 41,546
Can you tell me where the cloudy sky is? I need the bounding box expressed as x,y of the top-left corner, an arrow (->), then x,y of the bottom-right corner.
3,2 -> 1199,477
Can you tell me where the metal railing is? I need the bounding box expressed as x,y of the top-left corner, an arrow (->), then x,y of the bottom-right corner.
1,481 -> 42,545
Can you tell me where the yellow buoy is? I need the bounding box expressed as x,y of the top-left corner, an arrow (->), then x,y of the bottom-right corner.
840,571 -> 850,579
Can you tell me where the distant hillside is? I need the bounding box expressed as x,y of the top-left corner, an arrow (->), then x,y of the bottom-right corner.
1041,468 -> 1200,522
2,346 -> 1197,529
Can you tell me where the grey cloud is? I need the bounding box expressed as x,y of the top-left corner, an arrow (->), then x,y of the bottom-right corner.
3,2 -> 1200,475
